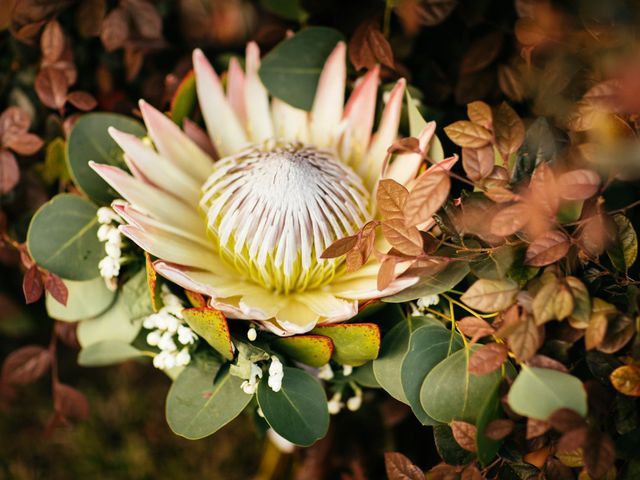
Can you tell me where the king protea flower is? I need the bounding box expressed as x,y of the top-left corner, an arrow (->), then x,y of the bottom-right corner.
91,43 -> 437,335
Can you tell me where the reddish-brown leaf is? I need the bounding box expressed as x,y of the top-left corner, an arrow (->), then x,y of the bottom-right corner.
45,272 -> 68,306
76,0 -> 107,38
525,230 -> 571,266
527,354 -> 569,373
585,313 -> 607,351
490,203 -> 531,236
100,7 -> 129,52
55,321 -> 79,349
494,102 -> 525,156
548,408 -> 587,433
583,430 -> 615,479
1,345 -> 51,385
5,133 -> 44,156
529,163 -> 559,216
349,22 -> 395,71
467,101 -> 493,129
35,67 -> 69,110
321,234 -> 359,259
54,383 -> 90,422
66,91 -> 97,111
557,427 -> 588,453
23,265 -> 44,304
610,365 -> 640,397
40,20 -> 65,63
388,137 -> 421,155
484,186 -> 520,203
504,314 -> 542,362
384,452 -> 424,480
381,219 -> 424,256
526,418 -> 551,439
0,106 -> 30,139
484,418 -> 514,440
498,63 -> 526,102
468,342 -> 508,375
556,169 -> 600,201
377,256 -> 398,291
124,46 -> 144,81
457,316 -> 495,339
451,420 -> 477,452
461,278 -> 519,313
444,121 -> 492,148
377,178 -> 409,220
461,465 -> 482,480
125,0 -> 162,39
460,32 -> 503,74
345,248 -> 364,272
413,0 -> 456,26
404,169 -> 450,226
462,146 -> 493,181
0,150 -> 20,194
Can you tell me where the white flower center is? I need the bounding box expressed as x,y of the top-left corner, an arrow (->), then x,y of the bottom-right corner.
200,141 -> 370,294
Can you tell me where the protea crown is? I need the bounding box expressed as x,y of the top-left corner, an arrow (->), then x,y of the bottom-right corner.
91,42 -> 439,335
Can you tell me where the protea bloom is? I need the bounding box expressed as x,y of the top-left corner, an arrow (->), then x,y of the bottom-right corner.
91,42 -> 435,335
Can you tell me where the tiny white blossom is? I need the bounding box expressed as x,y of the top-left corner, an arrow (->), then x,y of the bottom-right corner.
162,304 -> 184,318
342,365 -> 353,376
177,325 -> 197,345
241,362 -> 263,394
158,331 -> 177,352
106,228 -> 122,246
317,364 -> 334,381
417,294 -> 440,309
146,329 -> 162,347
346,391 -> 362,412
164,315 -> 180,334
143,315 -> 157,329
97,207 -> 122,225
153,351 -> 175,369
97,224 -> 116,242
175,348 -> 191,366
327,392 -> 343,415
241,380 -> 258,395
104,241 -> 121,259
99,256 -> 120,279
247,327 -> 257,341
268,356 -> 284,392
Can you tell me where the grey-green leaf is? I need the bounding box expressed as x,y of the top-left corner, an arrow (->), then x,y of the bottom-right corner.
27,194 -> 102,281
46,276 -> 116,322
78,340 -> 144,367
256,367 -> 329,446
67,113 -> 146,204
383,261 -> 469,303
258,27 -> 344,111
166,363 -> 252,440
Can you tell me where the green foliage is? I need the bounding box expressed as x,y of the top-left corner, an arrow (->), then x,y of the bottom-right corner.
311,323 -> 380,366
181,308 -> 234,360
383,261 -> 470,303
27,194 -> 102,281
170,72 -> 196,127
272,335 -> 333,367
45,276 -> 116,322
77,293 -> 142,347
78,340 -> 145,367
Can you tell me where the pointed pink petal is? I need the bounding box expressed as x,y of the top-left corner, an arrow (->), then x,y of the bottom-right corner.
311,41 -> 346,148
193,49 -> 249,156
226,57 -> 247,125
109,127 -> 200,204
138,100 -> 213,183
383,122 -> 437,186
244,42 -> 274,143
343,65 -> 380,160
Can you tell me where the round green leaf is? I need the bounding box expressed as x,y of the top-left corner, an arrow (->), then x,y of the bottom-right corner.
257,367 -> 329,446
166,363 -> 252,440
475,382 -> 503,466
258,27 -> 344,111
27,194 -> 102,281
420,346 -> 504,424
182,308 -> 234,361
311,323 -> 380,366
401,322 -> 464,425
78,340 -> 144,367
66,113 -> 146,204
383,261 -> 469,303
77,294 -> 142,347
507,367 -> 587,420
46,276 -> 116,322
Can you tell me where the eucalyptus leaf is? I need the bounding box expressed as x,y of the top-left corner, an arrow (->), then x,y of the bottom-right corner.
166,363 -> 252,440
78,340 -> 145,367
475,382 -> 503,466
77,294 -> 142,347
46,276 -> 116,322
258,27 -> 344,111
66,113 -> 146,204
311,323 -> 380,366
350,362 -> 381,388
257,367 -> 329,446
27,194 -> 102,281
433,425 -> 475,466
121,269 -> 154,321
383,261 -> 470,303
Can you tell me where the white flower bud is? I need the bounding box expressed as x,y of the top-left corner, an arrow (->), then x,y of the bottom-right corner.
247,327 -> 257,341
97,207 -> 122,225
417,294 -> 440,309
97,224 -> 115,242
158,331 -> 177,352
347,394 -> 362,411
175,348 -> 191,366
164,315 -> 180,334
268,356 -> 284,393
146,329 -> 162,347
106,228 -> 122,246
177,325 -> 197,345
241,380 -> 257,395
317,364 -> 334,381
105,241 -> 121,259
342,365 -> 353,376
327,392 -> 343,415
99,256 -> 120,279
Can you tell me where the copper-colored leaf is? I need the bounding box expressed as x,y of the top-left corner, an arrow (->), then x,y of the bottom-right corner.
484,418 -> 514,440
484,186 -> 519,204
55,321 -> 79,349
529,163 -> 559,216
100,7 -> 129,52
414,0 -> 457,27
23,265 -> 44,304
0,150 -> 20,194
76,0 -> 107,38
384,452 -> 424,480
490,203 -> 531,236
548,408 -> 587,433
5,133 -> 44,156
461,278 -> 519,313
599,314 -> 634,354
610,365 -> 640,397
444,121 -> 492,148
527,418 -> 551,439
461,465 -> 482,480
494,102 -> 525,156
556,169 -> 600,201
125,0 -> 162,39
514,17 -> 548,47
462,146 -> 493,181
468,342 -> 508,375
557,427 -> 588,454
504,314 -> 541,362
527,354 -> 569,373
1,345 -> 51,385
0,106 -> 30,139
345,248 -> 364,272
54,383 -> 90,421
404,169 -> 450,226
349,22 -> 395,71
321,234 -> 358,259
66,91 -> 97,111
124,46 -> 144,81
45,272 -> 68,306
467,101 -> 492,129
498,63 -> 526,102
451,420 -> 477,452
585,313 -> 607,351
377,256 -> 398,291
377,178 -> 409,220
382,219 -> 423,256
583,430 -> 616,479
388,137 -> 421,155
41,20 -> 65,63
35,67 -> 69,110
457,316 -> 495,339
525,230 -> 570,266
460,32 -> 503,74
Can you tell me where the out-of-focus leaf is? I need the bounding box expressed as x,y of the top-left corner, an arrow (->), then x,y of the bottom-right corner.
0,150 -> 19,194
525,230 -> 570,266
494,102 -> 525,156
404,169 -> 450,226
384,452 -> 424,480
607,214 -> 637,272
444,121 -> 492,148
461,278 -> 519,313
610,365 -> 640,397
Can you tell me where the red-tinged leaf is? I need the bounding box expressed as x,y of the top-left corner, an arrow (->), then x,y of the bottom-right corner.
556,169 -> 600,201
498,63 -> 526,102
45,272 -> 68,306
490,202 -> 531,236
444,121 -> 492,148
124,46 -> 144,81
462,146 -> 493,181
54,383 -> 90,421
273,335 -> 334,368
184,289 -> 207,308
377,256 -> 398,291
125,0 -> 162,39
584,430 -> 616,479
381,219 -> 424,256
388,137 -> 421,155
349,22 -> 394,71
182,308 -> 234,360
494,102 -> 524,156
5,133 -> 44,156
514,17 -> 548,47
460,32 -> 503,74
145,252 -> 160,312
468,342 -> 508,375
583,79 -> 622,110
1,346 -> 51,385
311,323 -> 380,366
76,0 -> 107,38
415,0 -> 456,27
461,465 -> 483,480
557,427 -> 588,454
0,150 -> 20,195
548,408 -> 587,433
504,314 -> 541,362
484,418 -> 514,440
457,316 -> 495,339
484,186 -> 520,203
384,452 -> 424,480
41,20 -> 65,63
461,278 -> 519,313
525,230 -> 571,266
467,101 -> 493,129
377,178 -> 409,220
346,248 -> 364,272
100,7 -> 129,52
404,169 -> 451,226
527,418 -> 551,439
0,106 -> 30,137
451,420 -> 478,452
321,234 -> 359,259
529,163 -> 559,216
527,354 -> 569,373
55,321 -> 79,349
66,91 -> 97,111
23,265 -> 44,304
35,67 -> 69,110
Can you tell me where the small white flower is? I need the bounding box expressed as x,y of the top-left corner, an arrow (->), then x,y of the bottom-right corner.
105,241 -> 121,259
317,364 -> 334,381
106,228 -> 122,246
97,207 -> 122,225
162,304 -> 184,318
247,327 -> 257,341
268,356 -> 284,393
327,392 -> 343,415
99,256 -> 120,278
164,315 -> 180,334
346,392 -> 362,412
97,224 -> 116,242
175,348 -> 191,366
241,363 -> 263,394
342,365 -> 353,376
146,329 -> 162,347
143,315 -> 158,329
153,351 -> 175,369
177,325 -> 197,345
241,380 -> 257,394
158,331 -> 177,352
267,428 -> 295,453
417,294 -> 440,309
